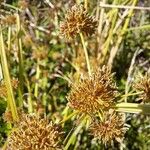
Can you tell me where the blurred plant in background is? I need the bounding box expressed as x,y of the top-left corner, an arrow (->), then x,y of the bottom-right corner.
0,0 -> 150,149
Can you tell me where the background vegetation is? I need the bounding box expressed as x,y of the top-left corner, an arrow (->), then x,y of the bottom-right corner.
0,0 -> 150,149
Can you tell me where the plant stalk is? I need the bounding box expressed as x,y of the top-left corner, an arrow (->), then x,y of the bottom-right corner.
116,103 -> 150,114
0,27 -> 18,121
79,32 -> 91,76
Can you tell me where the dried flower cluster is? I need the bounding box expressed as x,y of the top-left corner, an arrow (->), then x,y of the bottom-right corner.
0,82 -> 7,98
0,79 -> 19,98
67,66 -> 118,114
134,73 -> 150,102
60,5 -> 97,39
7,114 -> 63,150
18,0 -> 29,9
3,108 -> 23,123
1,15 -> 16,25
90,110 -> 126,144
32,46 -> 48,60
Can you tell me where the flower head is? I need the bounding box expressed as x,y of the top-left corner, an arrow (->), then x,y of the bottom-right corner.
60,5 -> 97,39
7,114 -> 63,150
90,110 -> 126,144
134,73 -> 150,102
67,66 -> 118,114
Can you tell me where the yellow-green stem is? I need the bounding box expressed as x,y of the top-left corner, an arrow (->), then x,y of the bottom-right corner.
34,59 -> 40,98
0,27 -> 18,121
64,115 -> 87,150
59,110 -> 79,124
84,0 -> 88,10
126,24 -> 150,31
108,0 -> 138,68
79,32 -> 91,76
102,8 -> 118,59
26,78 -> 33,113
7,27 -> 11,51
16,14 -> 24,107
116,103 -> 150,114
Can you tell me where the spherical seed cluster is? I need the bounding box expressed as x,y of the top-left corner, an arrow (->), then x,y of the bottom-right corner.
67,66 -> 118,114
60,5 -> 97,39
7,114 -> 63,150
90,110 -> 126,144
134,73 -> 150,102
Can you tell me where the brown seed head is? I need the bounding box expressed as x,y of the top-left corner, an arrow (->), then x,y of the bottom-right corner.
134,73 -> 150,102
60,5 -> 97,39
67,66 -> 118,114
90,110 -> 126,144
1,15 -> 16,25
7,114 -> 63,150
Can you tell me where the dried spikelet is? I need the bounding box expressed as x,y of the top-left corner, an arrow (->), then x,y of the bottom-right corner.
134,73 -> 150,102
67,66 -> 118,114
32,46 -> 48,60
0,79 -> 19,98
23,34 -> 33,48
18,0 -> 29,9
90,110 -> 126,144
7,114 -> 63,150
11,78 -> 19,89
0,82 -> 7,98
73,54 -> 101,74
72,51 -> 86,73
3,108 -> 23,123
1,15 -> 16,25
3,109 -> 15,123
60,5 -> 97,39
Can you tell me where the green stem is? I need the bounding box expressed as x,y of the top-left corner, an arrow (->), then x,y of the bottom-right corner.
7,27 -> 11,51
26,77 -> 33,113
79,32 -> 91,76
59,110 -> 79,124
97,0 -> 106,41
64,115 -> 87,150
121,91 -> 143,97
16,14 -> 24,107
116,103 -> 150,114
119,91 -> 143,101
34,59 -> 40,98
108,0 -> 138,68
0,27 -> 18,121
126,24 -> 150,31
102,8 -> 118,59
